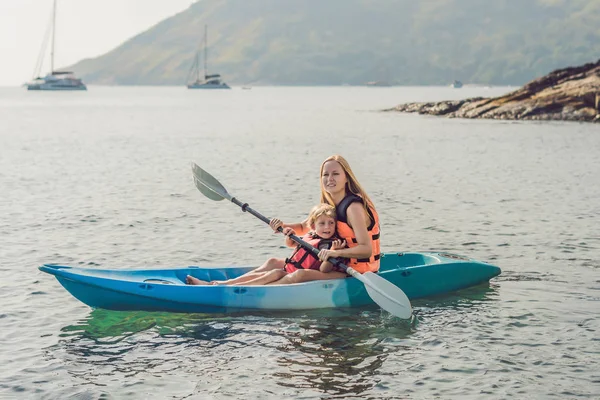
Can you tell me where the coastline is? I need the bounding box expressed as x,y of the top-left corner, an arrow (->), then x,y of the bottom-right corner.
386,59 -> 600,123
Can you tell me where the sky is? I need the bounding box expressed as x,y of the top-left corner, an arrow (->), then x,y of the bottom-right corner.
0,0 -> 195,86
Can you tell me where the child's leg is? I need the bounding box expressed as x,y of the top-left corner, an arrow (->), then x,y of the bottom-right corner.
233,269 -> 287,286
210,258 -> 286,285
186,276 -> 210,285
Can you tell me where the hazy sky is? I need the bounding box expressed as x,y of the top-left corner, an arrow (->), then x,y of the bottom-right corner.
0,0 -> 194,86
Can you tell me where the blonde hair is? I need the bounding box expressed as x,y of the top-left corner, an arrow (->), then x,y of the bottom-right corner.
306,203 -> 336,228
319,154 -> 375,224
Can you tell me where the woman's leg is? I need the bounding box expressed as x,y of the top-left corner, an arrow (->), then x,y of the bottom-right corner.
269,269 -> 347,285
233,269 -> 288,286
210,258 -> 286,285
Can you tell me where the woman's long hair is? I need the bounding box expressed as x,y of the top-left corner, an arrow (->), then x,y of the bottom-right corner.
319,155 -> 375,224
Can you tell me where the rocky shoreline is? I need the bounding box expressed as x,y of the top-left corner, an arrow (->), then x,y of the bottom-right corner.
387,59 -> 600,123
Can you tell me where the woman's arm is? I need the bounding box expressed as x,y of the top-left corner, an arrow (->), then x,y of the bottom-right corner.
285,222 -> 309,236
270,218 -> 310,236
321,203 -> 373,260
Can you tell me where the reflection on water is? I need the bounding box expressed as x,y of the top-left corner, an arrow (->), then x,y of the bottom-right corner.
273,315 -> 413,396
60,311 -> 242,343
413,282 -> 499,313
48,284 -> 499,397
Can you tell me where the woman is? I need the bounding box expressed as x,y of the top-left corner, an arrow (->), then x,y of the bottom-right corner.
269,154 -> 380,284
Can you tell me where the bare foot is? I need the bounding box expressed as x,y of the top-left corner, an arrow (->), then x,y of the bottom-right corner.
186,275 -> 210,285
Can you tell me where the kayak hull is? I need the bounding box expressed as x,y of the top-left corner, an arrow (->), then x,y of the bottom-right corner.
39,252 -> 501,313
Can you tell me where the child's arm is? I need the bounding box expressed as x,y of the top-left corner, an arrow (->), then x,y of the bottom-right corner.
319,239 -> 347,273
319,259 -> 334,273
282,227 -> 298,248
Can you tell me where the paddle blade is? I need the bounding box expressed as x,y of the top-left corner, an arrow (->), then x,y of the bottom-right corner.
359,272 -> 412,319
191,163 -> 231,201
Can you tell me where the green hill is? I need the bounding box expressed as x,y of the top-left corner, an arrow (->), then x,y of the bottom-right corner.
69,0 -> 600,86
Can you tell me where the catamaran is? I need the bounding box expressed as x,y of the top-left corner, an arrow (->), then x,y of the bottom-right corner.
26,0 -> 86,91
187,25 -> 230,89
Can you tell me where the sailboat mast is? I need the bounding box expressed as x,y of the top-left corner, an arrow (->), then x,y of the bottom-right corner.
51,0 -> 56,73
204,25 -> 208,79
195,43 -> 200,82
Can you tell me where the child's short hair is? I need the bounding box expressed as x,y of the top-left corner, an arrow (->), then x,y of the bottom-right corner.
306,203 -> 336,228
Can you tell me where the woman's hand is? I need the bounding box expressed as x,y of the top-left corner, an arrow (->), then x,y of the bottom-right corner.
269,218 -> 283,233
318,248 -> 339,261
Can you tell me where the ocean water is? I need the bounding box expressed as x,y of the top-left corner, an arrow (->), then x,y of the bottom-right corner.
0,85 -> 598,399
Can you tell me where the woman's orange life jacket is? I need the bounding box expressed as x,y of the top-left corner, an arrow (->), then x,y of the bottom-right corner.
284,233 -> 338,273
335,194 -> 381,273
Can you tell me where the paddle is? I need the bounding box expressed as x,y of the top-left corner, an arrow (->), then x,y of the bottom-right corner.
191,162 -> 412,319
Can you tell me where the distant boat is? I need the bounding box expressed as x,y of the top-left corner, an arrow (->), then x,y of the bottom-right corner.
187,25 -> 230,90
26,0 -> 86,91
451,80 -> 463,88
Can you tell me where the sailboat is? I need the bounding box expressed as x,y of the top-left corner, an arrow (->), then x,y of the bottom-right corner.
26,0 -> 86,91
187,25 -> 230,89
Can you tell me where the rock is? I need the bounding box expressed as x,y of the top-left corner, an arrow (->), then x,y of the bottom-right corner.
386,59 -> 600,123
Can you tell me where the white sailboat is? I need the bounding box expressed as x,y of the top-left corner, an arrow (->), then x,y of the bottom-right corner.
26,0 -> 86,91
187,25 -> 230,89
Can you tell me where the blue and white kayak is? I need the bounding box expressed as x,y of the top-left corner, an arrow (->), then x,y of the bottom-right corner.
39,252 -> 501,313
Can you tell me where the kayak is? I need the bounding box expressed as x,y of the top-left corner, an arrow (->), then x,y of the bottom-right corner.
39,251 -> 500,314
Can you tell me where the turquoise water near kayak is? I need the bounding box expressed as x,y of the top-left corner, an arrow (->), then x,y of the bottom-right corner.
0,85 -> 598,398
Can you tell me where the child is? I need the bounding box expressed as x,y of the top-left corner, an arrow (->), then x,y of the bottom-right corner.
186,204 -> 346,286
